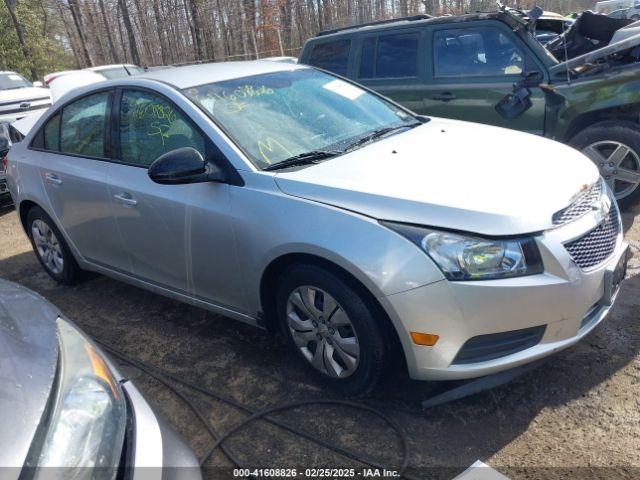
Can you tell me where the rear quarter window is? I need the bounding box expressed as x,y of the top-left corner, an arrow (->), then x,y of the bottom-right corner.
308,40 -> 351,76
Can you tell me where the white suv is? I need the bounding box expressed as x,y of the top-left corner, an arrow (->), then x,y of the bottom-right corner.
0,71 -> 51,125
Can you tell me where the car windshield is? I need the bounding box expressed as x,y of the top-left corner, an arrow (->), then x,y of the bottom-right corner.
183,68 -> 418,169
0,73 -> 32,90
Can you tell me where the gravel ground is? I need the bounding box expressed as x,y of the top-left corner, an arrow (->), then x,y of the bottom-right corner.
0,203 -> 639,479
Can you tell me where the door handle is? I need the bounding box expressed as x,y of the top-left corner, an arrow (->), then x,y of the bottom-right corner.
44,172 -> 62,185
113,192 -> 138,207
431,92 -> 456,102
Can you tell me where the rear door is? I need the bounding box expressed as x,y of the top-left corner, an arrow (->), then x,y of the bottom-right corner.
34,90 -> 131,270
353,28 -> 426,114
421,21 -> 546,135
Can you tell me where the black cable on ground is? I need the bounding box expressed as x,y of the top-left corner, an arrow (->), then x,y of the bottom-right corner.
96,341 -> 417,479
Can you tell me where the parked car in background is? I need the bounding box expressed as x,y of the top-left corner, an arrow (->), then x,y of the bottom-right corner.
44,64 -> 144,86
42,69 -> 79,86
0,278 -> 201,478
625,2 -> 640,20
299,9 -> 640,207
4,61 -> 628,394
0,124 -> 10,205
0,71 -> 51,125
595,0 -> 636,14
608,8 -> 630,19
263,56 -> 299,63
88,64 -> 146,79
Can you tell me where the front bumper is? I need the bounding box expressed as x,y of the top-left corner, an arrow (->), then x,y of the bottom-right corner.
121,381 -> 202,480
382,205 -> 627,382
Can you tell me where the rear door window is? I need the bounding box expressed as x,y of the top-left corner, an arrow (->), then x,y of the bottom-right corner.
59,91 -> 110,158
359,32 -> 420,79
308,40 -> 351,76
44,113 -> 61,151
433,27 -> 526,77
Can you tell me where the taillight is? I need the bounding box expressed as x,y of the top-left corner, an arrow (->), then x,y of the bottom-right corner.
2,154 -> 8,171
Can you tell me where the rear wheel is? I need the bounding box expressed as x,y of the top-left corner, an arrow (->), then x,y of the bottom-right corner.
27,206 -> 84,285
276,264 -> 386,396
570,121 -> 640,209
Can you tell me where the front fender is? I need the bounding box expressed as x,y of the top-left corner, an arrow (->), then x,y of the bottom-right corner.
545,66 -> 640,140
229,179 -> 444,317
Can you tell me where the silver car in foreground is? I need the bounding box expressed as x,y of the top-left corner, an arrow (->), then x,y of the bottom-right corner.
5,61 -> 628,394
0,279 -> 200,479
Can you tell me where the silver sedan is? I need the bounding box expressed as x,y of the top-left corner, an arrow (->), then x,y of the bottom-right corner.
4,61 -> 627,395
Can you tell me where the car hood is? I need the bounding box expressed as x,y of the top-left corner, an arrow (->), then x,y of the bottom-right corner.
0,279 -> 60,472
274,118 -> 599,236
0,87 -> 51,104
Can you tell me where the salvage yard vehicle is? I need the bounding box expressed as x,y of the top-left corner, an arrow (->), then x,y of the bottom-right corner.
4,61 -> 628,395
299,9 -> 640,206
0,278 -> 201,479
44,64 -> 145,86
0,71 -> 51,125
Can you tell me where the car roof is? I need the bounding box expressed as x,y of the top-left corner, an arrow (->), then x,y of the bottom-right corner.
0,71 -> 19,75
89,64 -> 137,71
314,11 -> 517,38
137,60 -> 306,89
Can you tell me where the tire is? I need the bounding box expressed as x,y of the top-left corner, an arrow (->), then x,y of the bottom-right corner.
570,121 -> 640,209
276,264 -> 386,396
26,206 -> 84,285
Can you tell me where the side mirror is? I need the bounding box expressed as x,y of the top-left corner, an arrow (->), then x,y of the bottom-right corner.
32,81 -> 43,88
148,147 -> 225,185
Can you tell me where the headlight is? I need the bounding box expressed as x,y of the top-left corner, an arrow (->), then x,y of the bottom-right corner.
382,222 -> 543,280
33,317 -> 126,479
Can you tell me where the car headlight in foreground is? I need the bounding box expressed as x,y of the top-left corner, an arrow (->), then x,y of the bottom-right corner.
31,317 -> 126,479
383,222 -> 543,280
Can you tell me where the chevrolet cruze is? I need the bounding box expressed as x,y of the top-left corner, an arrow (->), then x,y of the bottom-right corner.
4,61 -> 628,395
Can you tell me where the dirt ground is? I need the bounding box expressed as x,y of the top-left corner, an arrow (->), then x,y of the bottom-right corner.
1,202 -> 639,479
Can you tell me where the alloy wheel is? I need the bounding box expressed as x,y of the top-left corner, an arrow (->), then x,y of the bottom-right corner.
32,219 -> 64,275
286,286 -> 360,378
582,141 -> 640,200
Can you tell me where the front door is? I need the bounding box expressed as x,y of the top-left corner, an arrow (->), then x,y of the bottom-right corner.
107,88 -> 243,309
420,22 -> 546,135
37,90 -> 130,270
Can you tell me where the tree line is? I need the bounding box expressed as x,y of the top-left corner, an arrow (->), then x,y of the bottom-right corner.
2,0 -> 596,80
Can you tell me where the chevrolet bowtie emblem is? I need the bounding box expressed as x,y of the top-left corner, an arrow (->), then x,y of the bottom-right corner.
19,102 -> 31,110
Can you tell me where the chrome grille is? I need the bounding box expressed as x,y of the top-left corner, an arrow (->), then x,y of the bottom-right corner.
564,205 -> 620,269
553,179 -> 604,226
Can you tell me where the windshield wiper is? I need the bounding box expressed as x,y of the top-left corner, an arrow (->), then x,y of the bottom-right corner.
263,150 -> 341,171
343,124 -> 419,152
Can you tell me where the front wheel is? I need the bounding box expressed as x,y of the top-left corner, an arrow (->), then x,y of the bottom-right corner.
570,121 -> 640,209
276,264 -> 387,396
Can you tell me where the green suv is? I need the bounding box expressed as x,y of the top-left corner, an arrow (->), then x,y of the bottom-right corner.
299,10 -> 640,207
